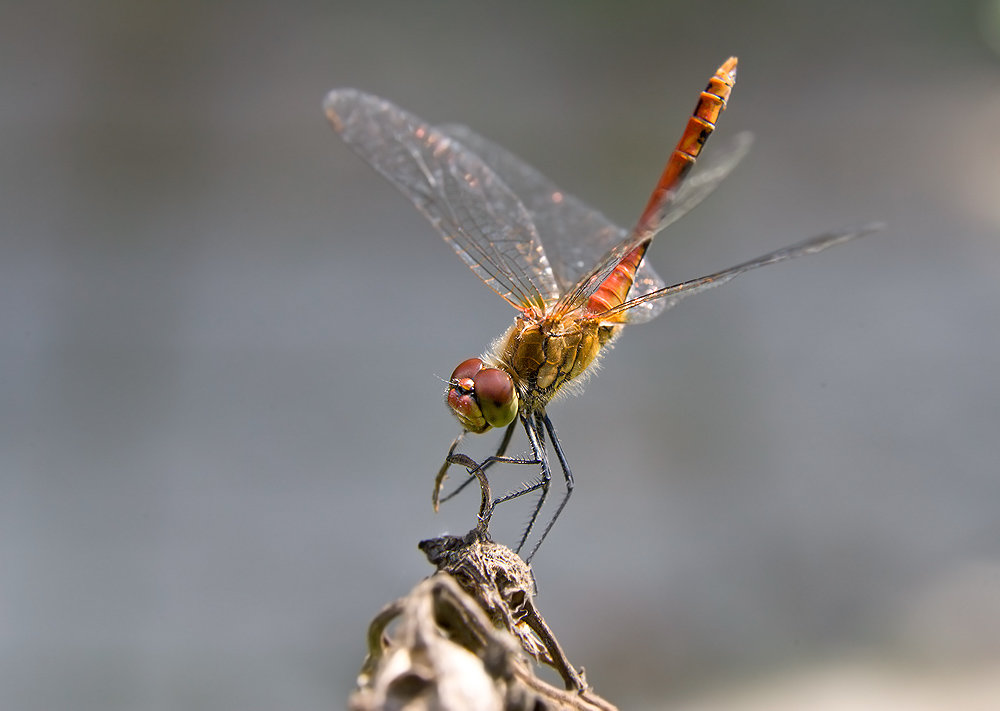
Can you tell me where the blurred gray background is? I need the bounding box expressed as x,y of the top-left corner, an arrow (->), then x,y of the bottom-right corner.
3,1 -> 1000,709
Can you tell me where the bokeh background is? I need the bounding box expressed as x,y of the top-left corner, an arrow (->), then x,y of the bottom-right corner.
4,1 -> 1000,709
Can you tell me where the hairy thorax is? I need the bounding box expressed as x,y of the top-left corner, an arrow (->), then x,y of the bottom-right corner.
488,314 -> 622,410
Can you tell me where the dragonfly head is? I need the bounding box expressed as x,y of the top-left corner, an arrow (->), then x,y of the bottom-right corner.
446,358 -> 518,433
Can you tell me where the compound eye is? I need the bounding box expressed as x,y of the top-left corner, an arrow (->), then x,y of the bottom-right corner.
473,367 -> 518,428
446,358 -> 488,433
450,358 -> 483,386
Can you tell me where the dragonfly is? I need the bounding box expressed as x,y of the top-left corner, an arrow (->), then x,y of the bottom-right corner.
325,58 -> 877,562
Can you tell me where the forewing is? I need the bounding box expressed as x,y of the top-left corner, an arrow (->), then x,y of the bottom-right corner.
325,90 -> 558,313
438,124 -> 630,294
440,123 -> 668,323
555,132 -> 754,318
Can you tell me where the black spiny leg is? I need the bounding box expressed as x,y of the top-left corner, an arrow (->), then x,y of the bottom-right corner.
434,420 -> 518,509
489,411 -> 552,555
524,412 -> 574,562
434,409 -> 574,562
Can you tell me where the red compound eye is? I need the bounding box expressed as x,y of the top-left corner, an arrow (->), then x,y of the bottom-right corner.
450,358 -> 483,385
473,367 -> 517,428
446,358 -> 488,432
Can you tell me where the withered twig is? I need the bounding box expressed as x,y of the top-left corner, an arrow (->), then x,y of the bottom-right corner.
350,531 -> 616,711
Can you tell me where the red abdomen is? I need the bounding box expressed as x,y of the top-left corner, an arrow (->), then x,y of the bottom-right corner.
586,57 -> 737,320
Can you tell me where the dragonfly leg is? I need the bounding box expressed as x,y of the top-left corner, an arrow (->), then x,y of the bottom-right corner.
524,413 -> 574,563
435,418 -> 541,533
433,421 -> 517,509
440,452 -> 493,532
436,411 -> 566,560
489,412 -> 551,555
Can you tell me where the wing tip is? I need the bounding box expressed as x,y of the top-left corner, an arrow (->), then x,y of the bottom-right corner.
323,88 -> 365,132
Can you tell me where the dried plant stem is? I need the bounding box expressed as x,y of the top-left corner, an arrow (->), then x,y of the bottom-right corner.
350,531 -> 617,711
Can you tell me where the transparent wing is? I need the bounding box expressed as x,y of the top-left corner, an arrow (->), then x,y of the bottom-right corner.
620,263 -> 669,324
439,123 -> 667,323
555,132 -> 754,319
325,89 -> 559,313
637,131 -> 755,243
594,224 -> 883,322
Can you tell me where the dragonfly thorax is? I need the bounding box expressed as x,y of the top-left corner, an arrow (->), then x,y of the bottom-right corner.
488,314 -> 622,413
